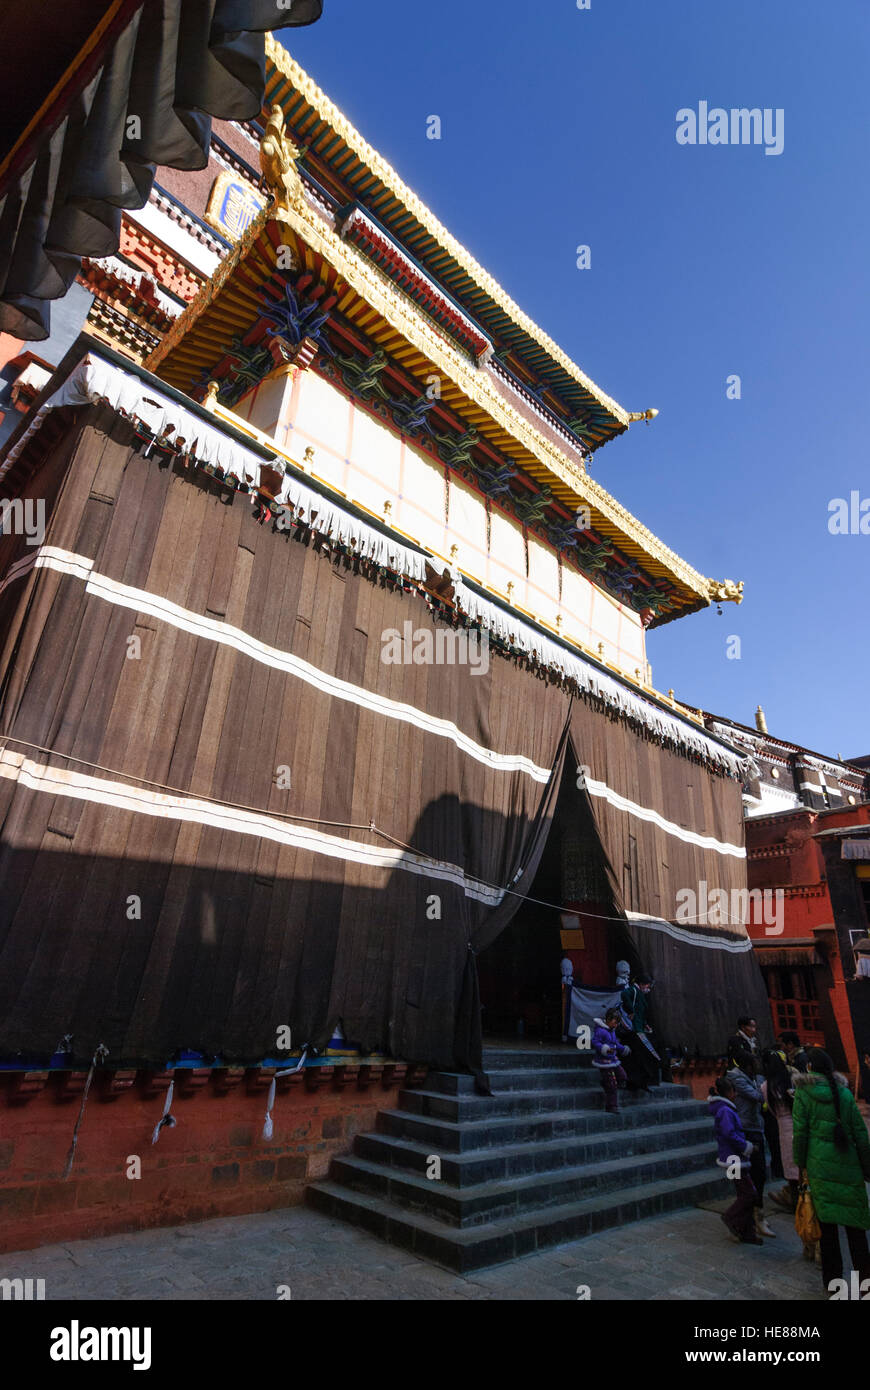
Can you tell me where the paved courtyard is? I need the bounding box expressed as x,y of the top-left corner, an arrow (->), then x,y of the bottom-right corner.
2,1197 -> 828,1301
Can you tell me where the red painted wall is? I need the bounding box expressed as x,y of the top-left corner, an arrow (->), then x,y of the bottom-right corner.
0,1064 -> 420,1255
743,808 -> 862,1073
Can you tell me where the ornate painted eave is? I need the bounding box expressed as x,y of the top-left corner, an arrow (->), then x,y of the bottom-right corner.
340,205 -> 493,363
264,39 -> 631,451
146,192 -> 743,619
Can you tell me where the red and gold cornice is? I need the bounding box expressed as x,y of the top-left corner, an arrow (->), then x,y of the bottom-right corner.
119,220 -> 204,304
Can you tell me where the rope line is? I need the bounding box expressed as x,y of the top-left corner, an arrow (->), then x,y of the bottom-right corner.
0,735 -> 754,929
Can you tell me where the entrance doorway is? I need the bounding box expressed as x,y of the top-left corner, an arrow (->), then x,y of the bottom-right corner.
477,755 -> 628,1042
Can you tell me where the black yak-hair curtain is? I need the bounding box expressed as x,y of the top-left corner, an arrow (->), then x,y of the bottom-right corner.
0,0 -> 323,340
0,410 -> 574,1082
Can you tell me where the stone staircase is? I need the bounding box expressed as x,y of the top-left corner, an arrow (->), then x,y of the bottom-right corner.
306,1046 -> 723,1272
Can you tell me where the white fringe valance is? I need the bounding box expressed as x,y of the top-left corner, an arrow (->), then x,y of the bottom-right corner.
2,353 -> 744,775
0,353 -> 264,487
275,473 -> 744,775
449,578 -> 744,774
276,473 -> 430,582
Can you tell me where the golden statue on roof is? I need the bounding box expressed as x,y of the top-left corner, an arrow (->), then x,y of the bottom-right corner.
260,104 -> 305,214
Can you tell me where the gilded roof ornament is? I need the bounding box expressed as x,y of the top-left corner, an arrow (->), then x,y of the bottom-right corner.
707,578 -> 744,605
260,105 -> 305,214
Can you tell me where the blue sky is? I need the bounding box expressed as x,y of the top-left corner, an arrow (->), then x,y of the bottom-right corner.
284,0 -> 869,758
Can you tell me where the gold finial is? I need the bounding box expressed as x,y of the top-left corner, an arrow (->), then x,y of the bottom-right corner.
597,642 -> 605,659
449,545 -> 459,563
668,688 -> 675,701
260,104 -> 305,214
303,446 -> 315,468
628,408 -> 659,424
383,500 -> 393,517
755,705 -> 768,735
203,380 -> 220,412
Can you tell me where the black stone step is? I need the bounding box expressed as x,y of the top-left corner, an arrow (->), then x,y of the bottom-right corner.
306,1166 -> 726,1274
482,1047 -> 597,1070
329,1139 -> 715,1227
308,1045 -> 717,1269
377,1095 -> 708,1154
396,1080 -> 695,1125
427,1067 -> 605,1095
355,1114 -> 714,1186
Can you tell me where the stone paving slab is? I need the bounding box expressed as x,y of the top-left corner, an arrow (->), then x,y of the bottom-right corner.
0,1199 -> 829,1301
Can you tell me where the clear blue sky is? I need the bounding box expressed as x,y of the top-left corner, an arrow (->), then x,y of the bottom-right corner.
284,0 -> 869,758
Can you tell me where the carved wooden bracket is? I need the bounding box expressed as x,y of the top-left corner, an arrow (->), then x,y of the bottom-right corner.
210,1066 -> 247,1095
174,1067 -> 211,1096
97,1069 -> 137,1101
6,1070 -> 49,1104
51,1071 -> 89,1103
138,1068 -> 174,1099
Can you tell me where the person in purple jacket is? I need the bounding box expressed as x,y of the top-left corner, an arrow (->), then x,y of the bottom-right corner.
709,1076 -> 762,1245
592,1009 -> 631,1114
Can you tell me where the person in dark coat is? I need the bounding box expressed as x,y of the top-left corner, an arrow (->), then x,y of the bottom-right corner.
764,1047 -> 800,1212
725,1016 -> 759,1065
619,974 -> 661,1090
726,1047 -> 774,1238
860,1051 -> 870,1108
779,1030 -> 809,1074
708,1076 -> 761,1245
792,1047 -> 870,1290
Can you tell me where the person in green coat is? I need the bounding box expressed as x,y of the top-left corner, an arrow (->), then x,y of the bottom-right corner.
792,1048 -> 870,1290
619,975 -> 659,1091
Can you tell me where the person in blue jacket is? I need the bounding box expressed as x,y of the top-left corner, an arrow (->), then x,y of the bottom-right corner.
709,1076 -> 762,1245
592,1009 -> 631,1114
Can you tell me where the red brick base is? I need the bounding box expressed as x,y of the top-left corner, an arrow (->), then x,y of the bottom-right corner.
0,1064 -> 421,1254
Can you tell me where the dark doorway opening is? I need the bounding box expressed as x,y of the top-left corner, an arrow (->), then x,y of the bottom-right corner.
477,751 -> 630,1043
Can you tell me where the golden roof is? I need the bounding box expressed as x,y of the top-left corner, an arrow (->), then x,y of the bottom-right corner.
264,39 -> 629,448
148,51 -> 743,619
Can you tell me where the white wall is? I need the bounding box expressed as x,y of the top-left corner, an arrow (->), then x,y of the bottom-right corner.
243,366 -> 648,678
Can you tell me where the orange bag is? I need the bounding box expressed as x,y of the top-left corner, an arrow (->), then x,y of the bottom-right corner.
795,1180 -> 821,1245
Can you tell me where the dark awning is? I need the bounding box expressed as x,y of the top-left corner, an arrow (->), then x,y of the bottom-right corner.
0,0 -> 323,342
754,945 -> 824,968
842,838 -> 870,860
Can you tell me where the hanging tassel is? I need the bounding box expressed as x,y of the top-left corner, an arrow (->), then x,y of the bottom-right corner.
262,1076 -> 277,1141
262,1048 -> 309,1140
62,1043 -> 108,1179
151,1078 -> 176,1145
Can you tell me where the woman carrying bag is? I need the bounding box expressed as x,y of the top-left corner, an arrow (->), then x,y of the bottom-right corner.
792,1048 -> 870,1291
